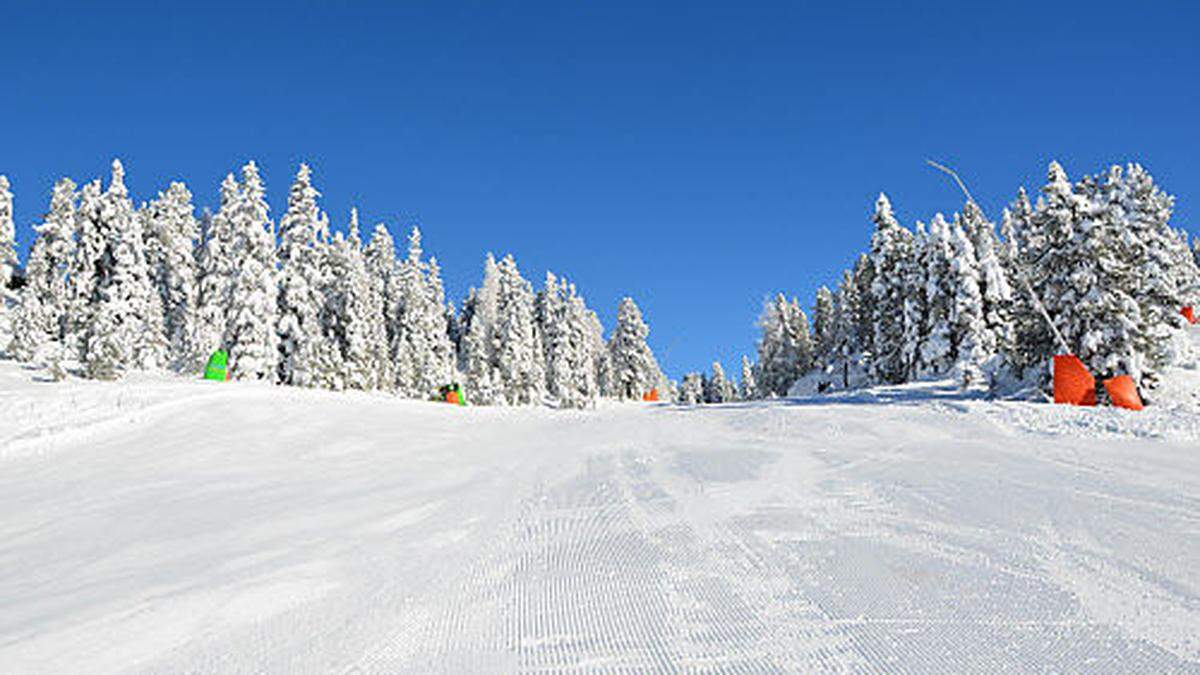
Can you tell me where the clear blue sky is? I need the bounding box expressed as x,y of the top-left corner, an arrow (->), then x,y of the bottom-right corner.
2,2 -> 1197,378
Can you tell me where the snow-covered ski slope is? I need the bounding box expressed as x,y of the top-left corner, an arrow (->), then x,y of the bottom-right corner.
2,357 -> 1199,673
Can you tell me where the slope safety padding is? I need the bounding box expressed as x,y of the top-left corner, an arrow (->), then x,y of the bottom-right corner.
1053,355 -> 1096,406
1103,375 -> 1143,411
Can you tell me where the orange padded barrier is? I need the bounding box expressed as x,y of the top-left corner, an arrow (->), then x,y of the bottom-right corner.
1103,375 -> 1143,411
1053,355 -> 1096,406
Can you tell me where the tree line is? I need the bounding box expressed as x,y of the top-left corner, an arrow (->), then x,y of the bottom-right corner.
733,162 -> 1200,402
0,161 -> 669,408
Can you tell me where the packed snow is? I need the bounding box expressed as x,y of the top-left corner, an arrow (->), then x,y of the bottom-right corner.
2,355 -> 1199,673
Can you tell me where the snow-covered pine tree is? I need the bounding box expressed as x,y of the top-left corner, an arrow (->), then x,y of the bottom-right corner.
918,215 -> 955,377
1115,164 -> 1197,376
608,296 -> 664,400
390,226 -> 422,395
392,226 -> 454,398
459,256 -> 502,404
739,355 -> 757,400
948,220 -> 989,387
1014,162 -> 1086,377
425,255 -> 456,390
224,161 -> 278,381
363,223 -> 399,350
536,271 -> 570,403
900,221 -> 928,380
304,211 -> 345,391
999,188 -> 1038,371
537,272 -> 602,408
354,217 -> 395,390
142,182 -> 201,370
0,175 -> 18,352
756,294 -> 812,396
0,176 -> 16,292
10,178 -> 76,363
565,282 -> 604,407
586,302 -> 611,398
1073,171 -> 1144,383
81,160 -> 167,378
195,176 -> 240,360
811,285 -> 837,368
792,298 -> 814,377
1171,230 -> 1200,308
756,294 -> 792,396
868,193 -> 914,384
325,212 -> 383,390
66,179 -> 106,363
275,164 -> 329,387
704,361 -> 734,403
445,299 -> 462,357
1017,162 -> 1145,385
960,200 -> 1015,361
678,372 -> 704,405
852,253 -> 875,358
494,255 -> 544,405
829,269 -> 861,388
734,355 -> 753,396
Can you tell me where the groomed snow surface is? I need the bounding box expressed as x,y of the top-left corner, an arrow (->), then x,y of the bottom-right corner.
2,357 -> 1199,673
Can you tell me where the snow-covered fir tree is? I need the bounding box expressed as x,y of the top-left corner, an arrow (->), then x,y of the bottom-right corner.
392,226 -> 454,398
537,272 -> 602,408
756,293 -> 812,396
739,355 -> 757,400
1014,162 -> 1143,384
678,372 -> 704,405
607,296 -> 664,400
829,269 -> 861,387
536,272 -> 568,401
0,176 -> 16,293
364,223 -> 400,358
66,179 -> 106,362
959,200 -> 1014,360
917,215 -> 955,377
11,179 -> 76,363
352,215 -> 395,390
494,255 -> 544,405
948,220 -> 989,387
900,221 -> 928,380
326,212 -> 387,390
195,176 -> 240,360
275,164 -> 329,387
1012,162 -> 1083,375
142,182 -> 201,370
811,285 -> 836,368
426,256 -> 456,389
303,211 -> 345,390
1113,164 -> 1198,374
459,257 -> 502,404
223,161 -> 278,381
704,361 -> 735,403
75,161 -> 167,378
868,193 -> 914,384
0,176 -> 18,352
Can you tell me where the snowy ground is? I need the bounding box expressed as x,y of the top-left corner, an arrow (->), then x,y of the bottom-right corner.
2,359 -> 1200,673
